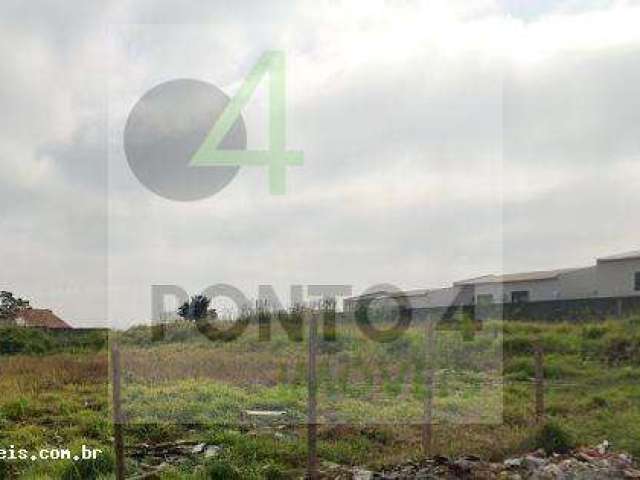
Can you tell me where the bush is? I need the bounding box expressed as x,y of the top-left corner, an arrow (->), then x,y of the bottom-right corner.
0,328 -> 52,355
128,423 -> 182,444
0,459 -> 12,479
50,329 -> 108,351
502,322 -> 542,336
504,357 -> 533,380
205,459 -> 243,480
0,327 -> 106,355
582,325 -> 607,340
588,395 -> 609,409
530,421 -> 575,455
539,333 -> 580,354
1,398 -> 30,421
460,314 -> 475,341
261,462 -> 288,480
503,335 -> 533,356
60,447 -> 114,480
602,334 -> 640,364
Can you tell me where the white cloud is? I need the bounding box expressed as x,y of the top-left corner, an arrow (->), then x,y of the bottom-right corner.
1,0 -> 639,326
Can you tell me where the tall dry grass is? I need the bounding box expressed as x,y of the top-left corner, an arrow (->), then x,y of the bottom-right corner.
0,352 -> 108,402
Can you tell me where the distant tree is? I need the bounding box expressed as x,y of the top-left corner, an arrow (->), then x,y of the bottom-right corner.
0,291 -> 29,319
177,294 -> 214,322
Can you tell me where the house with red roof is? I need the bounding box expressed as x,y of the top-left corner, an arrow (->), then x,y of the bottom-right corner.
12,308 -> 73,330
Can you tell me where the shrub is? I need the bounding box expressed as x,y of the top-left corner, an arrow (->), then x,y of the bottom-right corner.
503,335 -> 533,356
1,398 -> 30,421
582,325 -> 607,340
504,357 -> 533,380
502,322 -> 542,336
205,458 -> 243,480
0,327 -> 106,355
128,423 -> 182,444
0,459 -> 12,479
50,329 -> 108,352
602,334 -> 640,364
460,314 -> 475,341
539,333 -> 580,354
0,328 -> 53,355
588,395 -> 609,409
530,421 -> 575,455
60,447 -> 114,480
77,411 -> 111,440
361,426 -> 393,445
261,461 -> 288,480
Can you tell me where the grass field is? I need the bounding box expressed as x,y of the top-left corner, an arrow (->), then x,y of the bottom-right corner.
1,315 -> 640,479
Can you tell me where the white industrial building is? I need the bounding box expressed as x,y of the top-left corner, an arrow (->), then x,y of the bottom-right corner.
344,250 -> 640,311
343,285 -> 473,311
596,251 -> 640,298
453,267 -> 600,305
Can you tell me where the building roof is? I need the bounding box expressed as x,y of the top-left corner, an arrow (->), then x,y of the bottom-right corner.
345,248 -> 637,302
453,275 -> 497,286
343,290 -> 389,302
597,250 -> 640,262
388,288 -> 431,298
455,268 -> 578,286
15,308 -> 72,329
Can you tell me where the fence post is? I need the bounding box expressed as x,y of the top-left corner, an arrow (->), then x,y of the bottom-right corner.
422,315 -> 436,456
534,342 -> 544,423
307,312 -> 319,479
111,342 -> 125,480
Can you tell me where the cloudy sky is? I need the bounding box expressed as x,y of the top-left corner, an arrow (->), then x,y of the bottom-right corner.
0,0 -> 638,327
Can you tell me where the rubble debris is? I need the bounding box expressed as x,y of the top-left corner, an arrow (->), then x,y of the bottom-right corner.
127,439 -> 637,479
353,467 -> 373,480
598,440 -> 611,455
204,445 -> 221,458
315,442 -> 638,479
504,458 -> 522,468
243,409 -> 288,417
191,443 -> 206,454
128,440 -> 222,468
128,439 -> 200,457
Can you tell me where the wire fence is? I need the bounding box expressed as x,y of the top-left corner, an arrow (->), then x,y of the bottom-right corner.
108,316 -> 635,480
